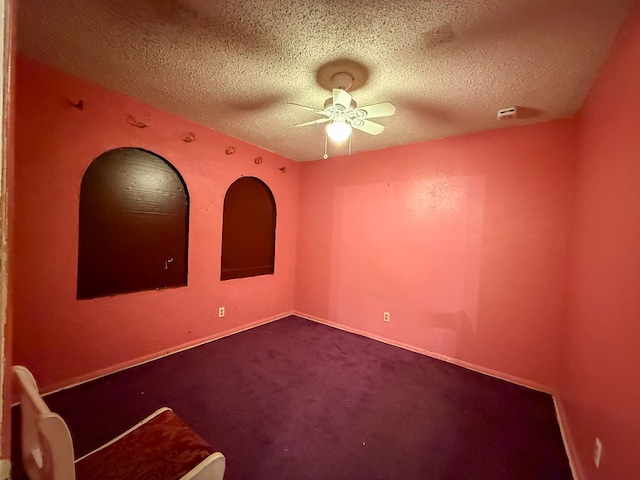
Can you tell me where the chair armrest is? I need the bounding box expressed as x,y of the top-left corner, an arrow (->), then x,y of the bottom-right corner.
74,408 -> 223,480
75,407 -> 172,462
180,451 -> 226,480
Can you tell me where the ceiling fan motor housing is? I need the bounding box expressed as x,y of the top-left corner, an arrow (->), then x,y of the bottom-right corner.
324,96 -> 357,110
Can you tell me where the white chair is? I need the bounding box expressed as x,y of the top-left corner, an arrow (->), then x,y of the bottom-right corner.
12,365 -> 225,480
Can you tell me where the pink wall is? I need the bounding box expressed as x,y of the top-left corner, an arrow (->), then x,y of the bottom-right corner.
12,56 -> 299,391
295,120 -> 577,390
560,2 -> 640,478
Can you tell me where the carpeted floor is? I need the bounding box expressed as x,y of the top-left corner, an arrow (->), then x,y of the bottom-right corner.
11,315 -> 573,479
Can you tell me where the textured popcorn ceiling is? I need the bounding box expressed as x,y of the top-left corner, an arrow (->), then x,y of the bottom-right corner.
16,0 -> 637,161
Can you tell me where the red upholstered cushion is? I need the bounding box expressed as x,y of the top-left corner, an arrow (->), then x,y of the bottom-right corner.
75,410 -> 215,480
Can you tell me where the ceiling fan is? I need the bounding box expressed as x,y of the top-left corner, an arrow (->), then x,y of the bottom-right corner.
289,72 -> 396,157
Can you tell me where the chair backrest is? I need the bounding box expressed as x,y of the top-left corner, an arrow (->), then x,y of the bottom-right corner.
12,366 -> 76,480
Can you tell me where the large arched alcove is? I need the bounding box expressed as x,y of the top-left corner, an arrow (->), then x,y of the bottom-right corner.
77,147 -> 189,299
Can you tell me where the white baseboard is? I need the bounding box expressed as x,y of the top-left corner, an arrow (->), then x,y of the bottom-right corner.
294,310 -> 553,393
36,311 -> 294,397
553,397 -> 581,480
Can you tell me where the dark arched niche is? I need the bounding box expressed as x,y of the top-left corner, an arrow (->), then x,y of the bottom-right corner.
221,177 -> 276,280
77,147 -> 189,299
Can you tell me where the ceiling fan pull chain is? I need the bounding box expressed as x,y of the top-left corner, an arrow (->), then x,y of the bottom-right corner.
323,131 -> 329,159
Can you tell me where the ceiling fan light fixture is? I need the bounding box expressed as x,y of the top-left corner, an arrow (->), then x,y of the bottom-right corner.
326,120 -> 352,142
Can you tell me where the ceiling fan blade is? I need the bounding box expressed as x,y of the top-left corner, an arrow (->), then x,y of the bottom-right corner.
356,102 -> 396,119
288,102 -> 326,115
332,88 -> 352,111
294,118 -> 331,127
351,119 -> 385,135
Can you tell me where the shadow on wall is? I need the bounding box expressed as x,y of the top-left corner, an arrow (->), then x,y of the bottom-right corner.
326,174 -> 486,357
423,311 -> 474,358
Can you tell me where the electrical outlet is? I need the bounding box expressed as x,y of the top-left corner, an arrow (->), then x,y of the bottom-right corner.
593,437 -> 603,468
218,306 -> 225,318
383,311 -> 390,322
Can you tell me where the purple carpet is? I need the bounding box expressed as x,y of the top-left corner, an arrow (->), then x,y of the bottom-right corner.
12,315 -> 572,479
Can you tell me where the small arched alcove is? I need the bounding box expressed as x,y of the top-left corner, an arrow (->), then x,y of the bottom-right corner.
77,147 -> 189,299
221,177 -> 276,280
